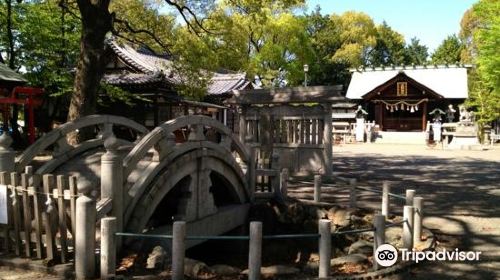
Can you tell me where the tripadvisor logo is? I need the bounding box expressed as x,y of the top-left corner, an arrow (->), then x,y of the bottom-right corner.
375,244 -> 482,267
375,244 -> 398,267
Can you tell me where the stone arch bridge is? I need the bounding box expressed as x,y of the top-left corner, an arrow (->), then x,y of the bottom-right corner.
10,114 -> 255,247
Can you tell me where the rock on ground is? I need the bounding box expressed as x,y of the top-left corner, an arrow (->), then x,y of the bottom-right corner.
348,240 -> 374,255
327,207 -> 352,227
184,258 -> 214,278
210,264 -> 241,276
330,254 -> 368,266
146,246 -> 169,269
241,265 -> 300,276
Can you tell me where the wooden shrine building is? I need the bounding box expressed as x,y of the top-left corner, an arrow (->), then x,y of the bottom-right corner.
346,65 -> 470,131
101,39 -> 252,129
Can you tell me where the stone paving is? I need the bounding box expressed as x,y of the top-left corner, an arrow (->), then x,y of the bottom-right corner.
331,143 -> 500,279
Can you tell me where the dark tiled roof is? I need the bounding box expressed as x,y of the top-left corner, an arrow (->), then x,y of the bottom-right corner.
102,72 -> 166,86
208,73 -> 250,95
108,40 -> 179,84
0,63 -> 27,83
105,39 -> 251,95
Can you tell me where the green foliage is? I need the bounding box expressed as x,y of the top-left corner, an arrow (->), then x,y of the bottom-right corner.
162,0 -> 312,88
404,37 -> 429,65
462,0 -> 500,135
431,35 -> 464,64
99,83 -> 151,106
305,9 -> 377,86
17,0 -> 81,97
110,0 -> 176,53
328,11 -> 377,67
2,0 -> 441,104
368,21 -> 407,66
472,0 -> 500,92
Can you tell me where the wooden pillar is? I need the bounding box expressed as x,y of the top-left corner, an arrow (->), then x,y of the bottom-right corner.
239,106 -> 247,143
422,102 -> 427,131
153,93 -> 159,127
322,103 -> 332,176
378,103 -> 384,130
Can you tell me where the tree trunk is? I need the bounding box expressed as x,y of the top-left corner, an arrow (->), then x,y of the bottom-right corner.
6,0 -> 15,69
67,0 -> 112,144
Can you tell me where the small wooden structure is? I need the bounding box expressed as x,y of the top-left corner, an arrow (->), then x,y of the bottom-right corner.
227,85 -> 345,176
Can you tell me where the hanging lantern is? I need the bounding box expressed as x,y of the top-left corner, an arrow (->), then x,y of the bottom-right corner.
410,106 -> 415,113
415,105 -> 419,111
395,105 -> 399,111
400,103 -> 404,110
390,106 -> 394,112
386,104 -> 389,110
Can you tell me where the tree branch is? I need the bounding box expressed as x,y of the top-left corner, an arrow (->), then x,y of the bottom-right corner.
112,16 -> 172,55
164,0 -> 214,35
58,0 -> 81,20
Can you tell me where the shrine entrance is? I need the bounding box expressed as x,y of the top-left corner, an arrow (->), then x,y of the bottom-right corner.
362,72 -> 442,132
374,99 -> 427,131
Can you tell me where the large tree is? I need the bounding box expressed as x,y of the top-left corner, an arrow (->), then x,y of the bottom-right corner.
404,37 -> 428,65
462,0 -> 500,139
66,0 -> 216,141
367,21 -> 406,66
306,9 -> 377,86
431,35 -> 464,64
67,0 -> 113,130
329,11 -> 377,67
189,0 -> 311,87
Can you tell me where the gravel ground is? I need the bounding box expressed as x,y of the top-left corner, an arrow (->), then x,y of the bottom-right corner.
331,143 -> 500,279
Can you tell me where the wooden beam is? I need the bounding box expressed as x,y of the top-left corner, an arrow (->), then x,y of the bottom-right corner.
227,85 -> 344,105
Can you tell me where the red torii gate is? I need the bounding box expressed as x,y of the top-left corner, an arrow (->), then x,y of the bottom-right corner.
0,86 -> 44,144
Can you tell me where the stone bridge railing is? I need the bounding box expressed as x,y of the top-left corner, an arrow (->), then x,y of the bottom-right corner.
13,115 -> 149,173
123,115 -> 250,177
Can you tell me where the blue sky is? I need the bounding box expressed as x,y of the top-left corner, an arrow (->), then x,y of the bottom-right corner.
305,0 -> 477,52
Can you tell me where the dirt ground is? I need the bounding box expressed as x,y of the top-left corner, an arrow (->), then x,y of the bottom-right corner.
0,266 -> 60,280
2,143 -> 499,279
331,143 -> 500,280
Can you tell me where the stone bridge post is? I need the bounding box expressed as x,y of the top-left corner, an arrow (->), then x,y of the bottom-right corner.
75,181 -> 96,279
0,133 -> 15,173
322,103 -> 333,176
101,135 -> 124,239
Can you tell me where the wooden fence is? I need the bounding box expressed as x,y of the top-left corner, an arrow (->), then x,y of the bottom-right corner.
245,116 -> 325,145
0,168 -> 78,264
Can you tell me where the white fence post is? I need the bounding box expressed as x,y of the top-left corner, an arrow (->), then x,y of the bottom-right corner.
373,214 -> 385,270
249,221 -> 263,280
318,219 -> 332,278
405,189 -> 415,206
403,206 -> 414,250
172,221 -> 186,280
314,175 -> 322,203
413,197 -> 423,244
100,217 -> 117,280
75,183 -> 96,280
382,181 -> 390,217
